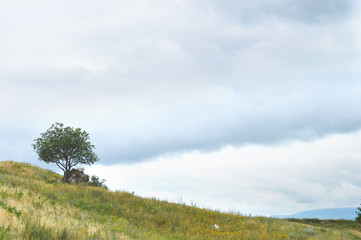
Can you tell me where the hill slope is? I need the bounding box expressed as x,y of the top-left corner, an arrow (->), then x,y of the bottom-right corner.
0,161 -> 361,239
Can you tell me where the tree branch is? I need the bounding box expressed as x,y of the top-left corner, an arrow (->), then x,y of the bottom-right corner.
56,162 -> 65,173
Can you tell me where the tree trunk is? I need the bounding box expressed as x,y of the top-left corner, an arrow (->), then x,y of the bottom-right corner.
63,170 -> 72,182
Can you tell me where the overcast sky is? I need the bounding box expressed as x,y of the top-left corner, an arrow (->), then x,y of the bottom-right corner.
1,0 -> 361,216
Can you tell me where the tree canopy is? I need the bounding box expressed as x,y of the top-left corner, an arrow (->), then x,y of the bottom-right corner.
32,122 -> 99,176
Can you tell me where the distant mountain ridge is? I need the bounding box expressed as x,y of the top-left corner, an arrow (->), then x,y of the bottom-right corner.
273,207 -> 358,220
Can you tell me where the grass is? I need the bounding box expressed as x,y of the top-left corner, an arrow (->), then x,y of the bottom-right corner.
0,160 -> 360,239
285,218 -> 361,237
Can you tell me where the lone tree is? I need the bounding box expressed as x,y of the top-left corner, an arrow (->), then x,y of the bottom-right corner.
32,122 -> 99,181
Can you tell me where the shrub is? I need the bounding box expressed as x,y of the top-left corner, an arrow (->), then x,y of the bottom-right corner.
356,205 -> 361,222
89,175 -> 108,189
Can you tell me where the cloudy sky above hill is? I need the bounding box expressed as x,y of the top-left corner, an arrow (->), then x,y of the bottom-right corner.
1,0 -> 360,215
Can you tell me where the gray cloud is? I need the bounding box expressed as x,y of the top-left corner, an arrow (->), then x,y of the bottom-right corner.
210,0 -> 358,24
0,0 -> 360,166
95,81 -> 361,164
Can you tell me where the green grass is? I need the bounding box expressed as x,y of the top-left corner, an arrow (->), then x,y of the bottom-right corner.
0,160 -> 360,239
286,218 -> 361,233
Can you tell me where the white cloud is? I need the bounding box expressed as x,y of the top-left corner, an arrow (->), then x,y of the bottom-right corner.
86,130 -> 361,216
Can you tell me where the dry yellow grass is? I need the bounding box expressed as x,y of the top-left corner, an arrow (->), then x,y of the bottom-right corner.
0,160 -> 360,239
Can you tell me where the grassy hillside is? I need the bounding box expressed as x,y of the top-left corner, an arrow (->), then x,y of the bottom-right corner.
0,161 -> 360,239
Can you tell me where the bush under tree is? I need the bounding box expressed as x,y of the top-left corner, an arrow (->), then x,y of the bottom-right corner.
89,175 -> 108,189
